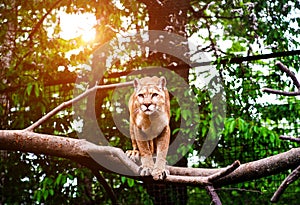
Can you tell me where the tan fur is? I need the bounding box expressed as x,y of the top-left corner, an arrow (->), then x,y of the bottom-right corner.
127,76 -> 170,180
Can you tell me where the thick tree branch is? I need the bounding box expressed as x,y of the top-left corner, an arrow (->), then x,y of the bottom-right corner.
0,130 -> 140,176
25,81 -> 133,131
169,148 -> 300,187
1,130 -> 300,187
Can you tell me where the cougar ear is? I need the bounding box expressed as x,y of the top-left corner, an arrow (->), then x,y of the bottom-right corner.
159,76 -> 167,90
133,78 -> 140,91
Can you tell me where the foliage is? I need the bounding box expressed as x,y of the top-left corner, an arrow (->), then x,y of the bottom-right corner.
0,0 -> 300,204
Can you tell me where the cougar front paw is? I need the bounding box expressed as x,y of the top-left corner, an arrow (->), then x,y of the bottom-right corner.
126,150 -> 140,162
152,167 -> 170,180
139,166 -> 153,176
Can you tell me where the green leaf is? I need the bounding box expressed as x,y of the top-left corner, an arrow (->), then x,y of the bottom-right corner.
49,189 -> 54,196
260,127 -> 268,138
34,83 -> 39,97
35,190 -> 42,202
172,128 -> 181,135
175,108 -> 181,121
237,118 -> 246,132
55,173 -> 63,186
253,126 -> 259,134
43,190 -> 49,201
225,118 -> 236,134
68,173 -> 74,180
121,176 -> 126,184
61,174 -> 67,185
127,178 -> 135,187
26,83 -> 33,96
202,126 -> 208,136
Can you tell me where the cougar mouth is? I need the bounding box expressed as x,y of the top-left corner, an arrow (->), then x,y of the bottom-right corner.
141,104 -> 155,115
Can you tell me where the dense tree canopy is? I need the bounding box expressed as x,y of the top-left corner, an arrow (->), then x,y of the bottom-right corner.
1,0 -> 300,204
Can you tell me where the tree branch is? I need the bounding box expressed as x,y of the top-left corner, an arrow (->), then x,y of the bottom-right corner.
262,61 -> 300,96
164,160 -> 239,186
270,135 -> 300,202
27,0 -> 63,41
169,148 -> 300,187
91,169 -> 118,204
25,81 -> 133,131
207,160 -> 240,182
279,135 -> 300,143
271,165 -> 300,202
0,130 -> 140,176
276,61 -> 300,90
1,130 -> 300,187
263,61 -> 300,202
260,88 -> 300,96
205,185 -> 222,205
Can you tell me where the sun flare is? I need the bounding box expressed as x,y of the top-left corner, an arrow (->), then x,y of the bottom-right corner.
59,12 -> 97,42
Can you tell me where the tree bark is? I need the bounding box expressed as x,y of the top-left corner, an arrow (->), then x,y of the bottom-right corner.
1,129 -> 300,186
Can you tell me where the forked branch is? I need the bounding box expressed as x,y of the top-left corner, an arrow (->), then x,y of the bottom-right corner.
263,62 -> 300,202
262,61 -> 300,96
165,160 -> 240,185
165,160 -> 239,205
270,135 -> 300,202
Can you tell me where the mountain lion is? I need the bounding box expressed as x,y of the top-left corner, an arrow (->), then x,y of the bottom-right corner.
127,76 -> 170,180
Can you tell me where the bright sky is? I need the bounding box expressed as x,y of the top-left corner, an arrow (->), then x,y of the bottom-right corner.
59,11 -> 97,42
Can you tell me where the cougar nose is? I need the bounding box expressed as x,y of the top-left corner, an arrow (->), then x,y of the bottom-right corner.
144,103 -> 151,108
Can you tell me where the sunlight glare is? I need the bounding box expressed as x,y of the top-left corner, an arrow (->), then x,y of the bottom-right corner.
59,12 -> 97,42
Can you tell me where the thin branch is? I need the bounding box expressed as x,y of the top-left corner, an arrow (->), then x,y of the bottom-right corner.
27,0 -> 63,41
207,160 -> 240,182
271,165 -> 300,202
276,61 -> 300,90
188,2 -> 214,19
279,135 -> 300,143
260,88 -> 300,96
14,0 -> 62,71
91,169 -> 118,205
204,19 -> 218,57
262,61 -> 300,96
3,50 -> 299,93
25,81 -> 133,131
165,160 -> 240,185
215,187 -> 262,194
205,185 -> 222,205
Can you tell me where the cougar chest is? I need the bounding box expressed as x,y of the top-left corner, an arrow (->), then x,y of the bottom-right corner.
136,111 -> 169,137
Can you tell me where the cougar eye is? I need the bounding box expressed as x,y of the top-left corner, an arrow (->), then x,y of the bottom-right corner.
138,94 -> 144,98
152,93 -> 159,98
